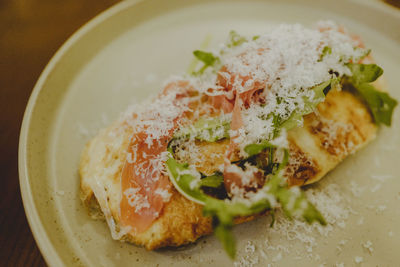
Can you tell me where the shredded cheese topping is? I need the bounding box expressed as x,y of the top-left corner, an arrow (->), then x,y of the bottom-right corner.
121,21 -> 367,220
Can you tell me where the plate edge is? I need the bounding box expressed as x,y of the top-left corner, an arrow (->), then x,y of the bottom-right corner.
17,1 -> 144,266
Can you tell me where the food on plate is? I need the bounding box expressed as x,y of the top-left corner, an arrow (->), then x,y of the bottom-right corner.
79,21 -> 397,258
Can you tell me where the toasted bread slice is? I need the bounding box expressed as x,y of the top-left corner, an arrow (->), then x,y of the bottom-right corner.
80,78 -> 381,250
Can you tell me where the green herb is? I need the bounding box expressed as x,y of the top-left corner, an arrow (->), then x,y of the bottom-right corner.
347,63 -> 383,84
347,63 -> 397,126
192,50 -> 220,75
353,83 -> 397,126
166,150 -> 326,259
281,79 -> 331,130
244,140 -> 275,157
173,116 -> 230,142
227,30 -> 248,48
269,209 -> 276,227
353,47 -> 371,62
240,80 -> 332,158
187,34 -> 213,74
214,222 -> 236,258
200,173 -> 224,188
319,46 -> 332,61
202,150 -> 326,258
166,156 -> 207,204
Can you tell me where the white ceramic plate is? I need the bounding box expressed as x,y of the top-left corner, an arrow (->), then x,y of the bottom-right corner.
19,0 -> 400,266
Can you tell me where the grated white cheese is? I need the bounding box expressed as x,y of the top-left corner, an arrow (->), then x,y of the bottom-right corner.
354,256 -> 363,264
123,188 -> 150,212
245,241 -> 256,253
336,239 -> 349,253
350,181 -> 364,197
234,241 -> 259,267
94,21 -> 382,256
376,205 -> 387,213
125,83 -> 192,148
234,182 -> 354,265
362,240 -> 374,254
195,21 -> 364,154
154,188 -> 172,202
121,22 -> 367,205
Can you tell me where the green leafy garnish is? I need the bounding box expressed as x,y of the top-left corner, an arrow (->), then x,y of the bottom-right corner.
347,63 -> 397,126
281,80 -> 331,130
347,63 -> 383,84
174,80 -> 330,147
200,173 -> 224,188
214,222 -> 236,258
171,29 -> 397,261
167,81 -> 332,258
241,80 -> 332,158
203,150 -> 326,258
319,46 -> 332,61
173,116 -> 230,142
166,156 -> 207,204
353,47 -> 371,62
187,34 -> 212,74
192,50 -> 220,75
244,140 -> 275,157
166,150 -> 326,259
353,83 -> 397,126
227,30 -> 248,48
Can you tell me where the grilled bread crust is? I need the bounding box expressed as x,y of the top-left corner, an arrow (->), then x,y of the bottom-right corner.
80,80 -> 382,250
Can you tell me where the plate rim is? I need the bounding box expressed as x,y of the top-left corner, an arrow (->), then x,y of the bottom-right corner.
18,1 -> 143,265
17,0 -> 400,266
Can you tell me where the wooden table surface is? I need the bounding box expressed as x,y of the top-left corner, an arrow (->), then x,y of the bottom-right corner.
0,1 -> 119,266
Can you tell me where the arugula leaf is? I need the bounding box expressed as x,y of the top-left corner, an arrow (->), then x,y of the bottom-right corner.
347,63 -> 397,126
166,150 -> 326,259
353,47 -> 371,62
192,50 -> 220,75
193,50 -> 219,66
242,80 -> 331,158
200,173 -> 224,188
173,116 -> 230,142
214,223 -> 235,258
187,34 -> 212,74
281,80 -> 331,130
354,83 -> 397,126
175,80 -> 330,156
244,140 -> 275,157
275,185 -> 326,224
168,72 -> 332,260
166,156 -> 207,204
203,151 -> 325,258
227,30 -> 248,48
319,46 -> 332,61
347,63 -> 383,84
174,80 -> 331,162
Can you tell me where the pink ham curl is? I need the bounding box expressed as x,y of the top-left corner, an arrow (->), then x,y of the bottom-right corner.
210,66 -> 266,196
120,80 -> 194,234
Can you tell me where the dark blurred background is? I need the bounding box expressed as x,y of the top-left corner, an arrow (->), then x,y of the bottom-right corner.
0,0 -> 398,266
0,1 -> 119,265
